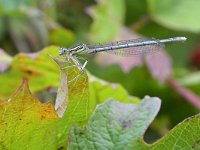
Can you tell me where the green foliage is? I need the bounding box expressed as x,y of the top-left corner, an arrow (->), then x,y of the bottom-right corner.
88,64 -> 199,127
0,0 -> 71,53
147,0 -> 200,33
151,115 -> 200,150
0,69 -> 88,149
0,47 -> 143,149
0,0 -> 200,149
69,97 -> 161,150
49,27 -> 75,48
0,0 -> 38,14
0,46 -> 59,99
69,97 -> 200,150
89,75 -> 140,112
89,0 -> 125,42
0,47 -> 200,149
125,0 -> 148,25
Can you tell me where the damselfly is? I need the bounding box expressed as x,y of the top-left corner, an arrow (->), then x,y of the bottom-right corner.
59,37 -> 186,81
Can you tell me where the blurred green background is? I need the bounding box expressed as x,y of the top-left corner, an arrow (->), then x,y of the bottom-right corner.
1,0 -> 200,143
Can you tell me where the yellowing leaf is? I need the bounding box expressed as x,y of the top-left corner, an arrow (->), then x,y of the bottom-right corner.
0,46 -> 60,100
0,53 -> 89,149
0,79 -> 59,149
0,72 -> 89,149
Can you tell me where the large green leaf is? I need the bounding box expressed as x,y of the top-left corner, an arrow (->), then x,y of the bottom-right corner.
68,97 -> 161,150
147,0 -> 200,33
69,97 -> 200,150
151,115 -> 200,150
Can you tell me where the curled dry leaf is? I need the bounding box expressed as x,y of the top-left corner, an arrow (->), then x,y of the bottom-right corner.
50,55 -> 69,118
50,55 -> 89,119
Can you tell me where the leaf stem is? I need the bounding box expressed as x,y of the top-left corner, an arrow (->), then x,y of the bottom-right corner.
166,78 -> 200,109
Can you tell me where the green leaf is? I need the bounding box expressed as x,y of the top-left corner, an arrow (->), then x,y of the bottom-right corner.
150,114 -> 200,149
147,0 -> 200,33
89,75 -> 140,112
69,96 -> 200,150
49,27 -> 75,48
125,0 -> 148,25
88,0 -> 125,42
68,97 -> 161,150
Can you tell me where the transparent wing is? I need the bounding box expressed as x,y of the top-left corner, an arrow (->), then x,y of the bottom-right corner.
86,38 -> 165,57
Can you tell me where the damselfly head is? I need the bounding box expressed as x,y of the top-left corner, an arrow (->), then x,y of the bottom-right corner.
59,47 -> 67,55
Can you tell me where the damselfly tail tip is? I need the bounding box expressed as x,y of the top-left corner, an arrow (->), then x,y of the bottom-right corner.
175,36 -> 187,41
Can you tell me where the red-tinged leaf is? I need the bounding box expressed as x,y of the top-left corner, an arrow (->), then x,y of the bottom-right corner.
95,53 -> 143,73
94,28 -> 143,72
145,50 -> 172,82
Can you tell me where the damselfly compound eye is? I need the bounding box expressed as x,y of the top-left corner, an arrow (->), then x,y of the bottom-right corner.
59,47 -> 67,55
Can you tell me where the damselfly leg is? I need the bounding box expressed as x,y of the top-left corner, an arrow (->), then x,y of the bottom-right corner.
61,50 -> 88,83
